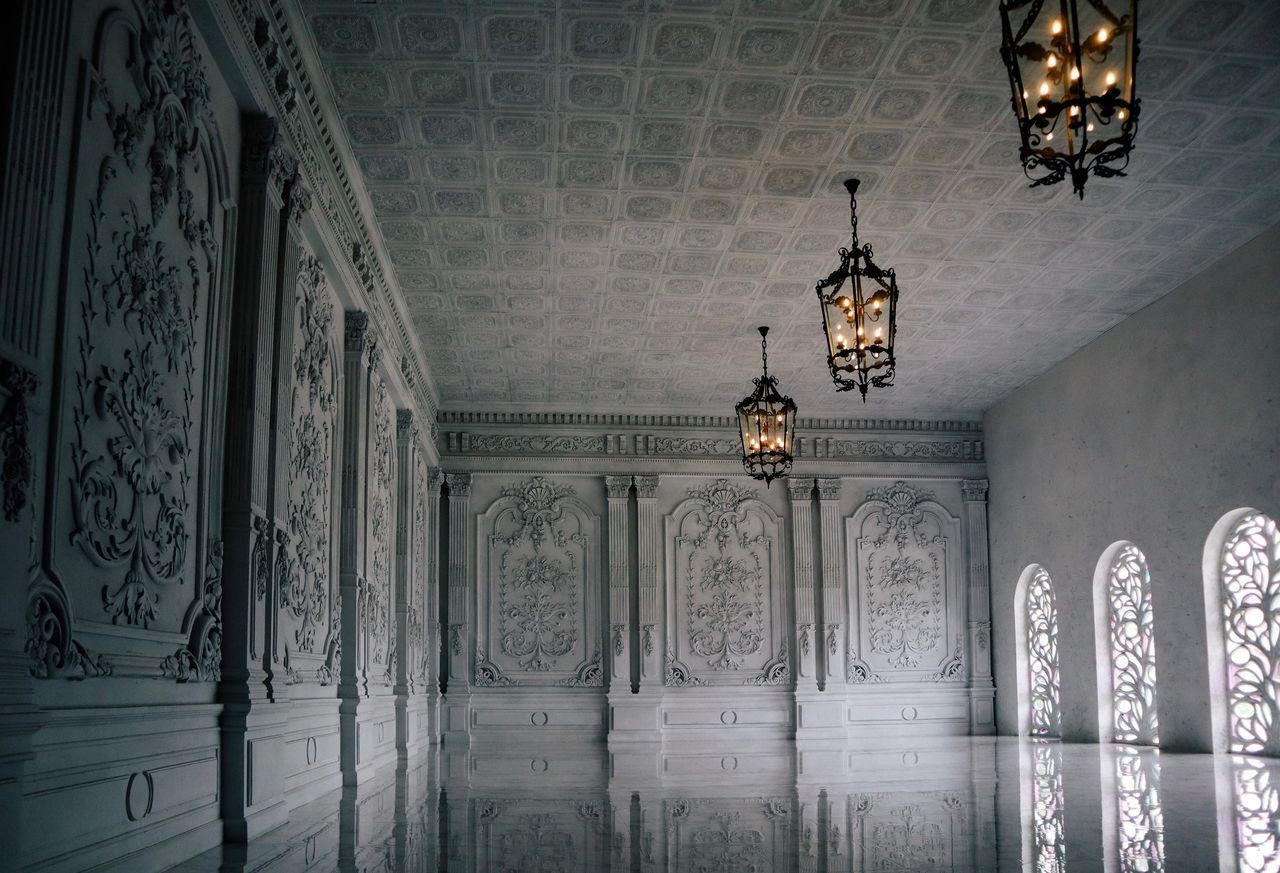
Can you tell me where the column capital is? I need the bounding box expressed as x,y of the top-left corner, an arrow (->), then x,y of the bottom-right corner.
634,474 -> 658,499
816,477 -> 841,502
240,114 -> 295,197
445,472 -> 471,498
605,475 -> 632,499
787,477 -> 815,503
962,479 -> 989,503
427,466 -> 443,495
282,172 -> 312,227
396,409 -> 417,443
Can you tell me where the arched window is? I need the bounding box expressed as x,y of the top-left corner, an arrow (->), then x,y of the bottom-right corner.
1094,542 -> 1160,745
1205,510 -> 1280,756
1016,565 -> 1062,738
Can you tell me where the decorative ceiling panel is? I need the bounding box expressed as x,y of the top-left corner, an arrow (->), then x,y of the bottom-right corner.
295,0 -> 1280,417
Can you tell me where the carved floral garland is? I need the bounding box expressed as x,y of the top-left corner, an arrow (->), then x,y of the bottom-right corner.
493,478 -> 585,677
861,482 -> 945,669
35,0 -> 221,679
283,253 -> 335,660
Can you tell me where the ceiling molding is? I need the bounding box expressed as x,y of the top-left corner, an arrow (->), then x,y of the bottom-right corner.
439,409 -> 981,433
211,0 -> 441,426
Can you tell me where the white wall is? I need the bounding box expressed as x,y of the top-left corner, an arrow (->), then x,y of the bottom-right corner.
985,222 -> 1280,750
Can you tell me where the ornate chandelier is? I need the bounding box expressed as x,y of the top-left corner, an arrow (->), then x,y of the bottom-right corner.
815,179 -> 898,401
999,0 -> 1140,198
736,326 -> 796,485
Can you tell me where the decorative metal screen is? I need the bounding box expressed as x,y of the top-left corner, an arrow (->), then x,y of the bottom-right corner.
1025,567 -> 1062,738
1106,545 -> 1160,745
1219,513 -> 1280,755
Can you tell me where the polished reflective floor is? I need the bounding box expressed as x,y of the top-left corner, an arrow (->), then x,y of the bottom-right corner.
167,738 -> 1278,872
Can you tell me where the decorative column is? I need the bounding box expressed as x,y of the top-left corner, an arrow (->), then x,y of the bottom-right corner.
817,478 -> 844,689
393,410 -> 420,761
605,476 -> 632,689
610,475 -> 661,761
425,467 -> 443,744
339,311 -> 376,784
788,478 -> 818,689
267,171 -> 312,684
442,472 -> 472,747
218,115 -> 293,842
963,479 -> 996,734
634,475 -> 660,684
798,477 -> 847,746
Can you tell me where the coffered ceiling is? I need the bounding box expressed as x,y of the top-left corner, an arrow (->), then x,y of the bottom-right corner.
293,0 -> 1280,419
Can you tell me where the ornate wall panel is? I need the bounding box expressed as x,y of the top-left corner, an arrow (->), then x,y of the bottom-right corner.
27,0 -> 232,681
846,482 -> 964,684
366,379 -> 397,690
475,477 -> 602,689
280,252 -> 342,688
664,479 -> 788,688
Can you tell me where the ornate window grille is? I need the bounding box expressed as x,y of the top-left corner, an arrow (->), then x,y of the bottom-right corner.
1105,544 -> 1160,745
1218,512 -> 1280,756
1024,566 -> 1062,738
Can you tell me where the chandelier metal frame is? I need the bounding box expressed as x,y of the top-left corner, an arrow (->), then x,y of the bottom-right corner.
998,0 -> 1140,198
735,326 -> 796,486
815,179 -> 898,401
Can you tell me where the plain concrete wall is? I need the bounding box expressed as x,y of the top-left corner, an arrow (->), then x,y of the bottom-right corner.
985,221 -> 1280,751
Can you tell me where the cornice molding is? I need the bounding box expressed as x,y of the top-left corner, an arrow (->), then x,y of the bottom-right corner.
213,0 -> 440,426
441,428 -> 984,465
438,410 -> 982,433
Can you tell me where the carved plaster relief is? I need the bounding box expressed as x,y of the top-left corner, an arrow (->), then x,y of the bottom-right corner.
475,477 -> 602,688
847,482 -> 964,683
367,380 -> 396,687
280,253 -> 342,686
665,479 -> 788,687
29,0 -> 230,678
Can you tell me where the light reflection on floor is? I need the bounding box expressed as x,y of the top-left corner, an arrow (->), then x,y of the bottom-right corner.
166,738 -> 1280,872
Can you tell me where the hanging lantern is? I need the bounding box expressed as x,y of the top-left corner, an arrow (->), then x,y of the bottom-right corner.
736,326 -> 796,486
815,179 -> 898,401
999,0 -> 1140,198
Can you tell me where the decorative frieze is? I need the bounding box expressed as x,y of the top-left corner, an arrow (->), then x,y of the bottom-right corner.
443,430 -> 982,462
217,0 -> 440,424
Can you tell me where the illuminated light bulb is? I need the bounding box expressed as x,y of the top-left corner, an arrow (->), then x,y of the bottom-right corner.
1051,19 -> 1063,34
1105,71 -> 1117,88
1086,123 -> 1094,132
1070,66 -> 1080,81
1038,106 -> 1047,115
856,325 -> 864,335
1118,109 -> 1127,120
1069,105 -> 1079,116
1045,132 -> 1054,140
838,296 -> 853,309
776,415 -> 783,423
1039,82 -> 1051,96
1097,27 -> 1109,42
874,327 -> 883,338
1047,55 -> 1057,68
1022,89 -> 1029,100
